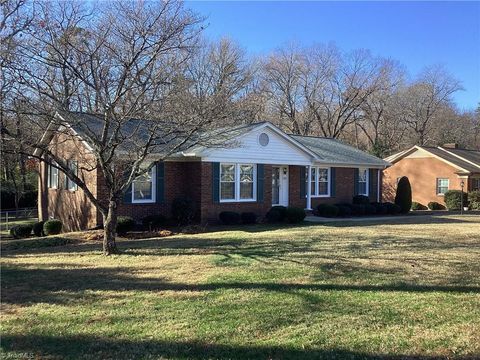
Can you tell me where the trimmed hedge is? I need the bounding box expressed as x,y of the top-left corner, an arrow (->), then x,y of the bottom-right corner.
336,204 -> 352,217
171,196 -> 196,225
316,204 -> 339,218
266,206 -> 287,223
352,195 -> 370,205
428,201 -> 445,210
444,190 -> 468,210
116,216 -> 135,235
395,176 -> 412,213
32,221 -> 45,237
43,219 -> 63,235
469,191 -> 480,210
351,204 -> 366,216
9,224 -> 33,239
384,202 -> 401,215
371,202 -> 388,215
285,207 -> 306,223
219,211 -> 241,225
365,204 -> 377,215
142,215 -> 167,230
241,212 -> 257,224
411,202 -> 427,211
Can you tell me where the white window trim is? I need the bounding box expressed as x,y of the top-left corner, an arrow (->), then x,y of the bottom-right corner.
220,163 -> 257,203
436,178 -> 449,196
358,167 -> 369,196
67,160 -> 78,192
132,165 -> 156,204
310,166 -> 331,198
48,162 -> 59,189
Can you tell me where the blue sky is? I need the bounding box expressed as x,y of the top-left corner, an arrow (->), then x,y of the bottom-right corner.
186,1 -> 480,111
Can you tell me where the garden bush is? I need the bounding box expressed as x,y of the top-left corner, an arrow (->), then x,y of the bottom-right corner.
384,202 -> 401,215
316,204 -> 339,218
171,196 -> 196,225
32,221 -> 45,237
335,204 -> 352,217
411,202 -> 428,211
428,201 -> 445,210
9,224 -> 33,239
444,190 -> 468,210
371,202 -> 387,215
285,207 -> 306,223
266,206 -> 287,223
241,212 -> 257,224
395,176 -> 412,213
365,204 -> 377,215
116,216 -> 135,235
468,191 -> 480,210
142,215 -> 167,230
43,219 -> 63,235
350,204 -> 366,216
219,211 -> 241,225
352,195 -> 370,205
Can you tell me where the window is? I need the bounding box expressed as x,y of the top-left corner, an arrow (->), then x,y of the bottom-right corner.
436,178 -> 449,195
132,165 -> 156,203
47,163 -> 59,189
305,166 -> 331,197
66,160 -> 78,191
220,163 -> 256,202
473,179 -> 480,191
358,168 -> 369,196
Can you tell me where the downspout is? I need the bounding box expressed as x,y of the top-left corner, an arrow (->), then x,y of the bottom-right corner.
307,165 -> 312,210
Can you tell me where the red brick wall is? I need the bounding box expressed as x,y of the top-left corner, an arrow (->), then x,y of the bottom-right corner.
199,162 -> 273,223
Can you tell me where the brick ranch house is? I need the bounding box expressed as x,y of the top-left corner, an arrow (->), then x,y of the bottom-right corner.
37,113 -> 389,231
383,144 -> 480,206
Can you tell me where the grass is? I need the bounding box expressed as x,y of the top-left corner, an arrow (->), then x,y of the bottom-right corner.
1,215 -> 479,359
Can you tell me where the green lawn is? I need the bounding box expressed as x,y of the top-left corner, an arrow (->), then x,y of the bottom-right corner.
1,215 -> 479,359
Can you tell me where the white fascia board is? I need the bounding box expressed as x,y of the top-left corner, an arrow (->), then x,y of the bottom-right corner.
201,157 -> 313,166
437,147 -> 480,170
313,162 -> 389,169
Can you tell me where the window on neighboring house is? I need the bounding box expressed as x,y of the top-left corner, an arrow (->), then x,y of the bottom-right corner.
436,178 -> 449,195
473,179 -> 480,191
305,166 -> 331,197
66,160 -> 78,191
47,162 -> 59,189
220,163 -> 256,202
358,168 -> 369,196
132,165 -> 156,203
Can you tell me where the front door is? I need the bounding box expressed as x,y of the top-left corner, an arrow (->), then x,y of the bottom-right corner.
272,166 -> 289,206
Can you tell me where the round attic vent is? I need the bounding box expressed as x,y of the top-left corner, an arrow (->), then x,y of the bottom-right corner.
259,132 -> 269,146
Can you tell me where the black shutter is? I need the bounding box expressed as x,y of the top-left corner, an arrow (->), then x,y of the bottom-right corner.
156,162 -> 165,204
369,168 -> 376,199
212,162 -> 220,203
300,166 -> 306,198
354,168 -> 359,196
330,167 -> 336,197
257,164 -> 264,202
124,183 -> 132,204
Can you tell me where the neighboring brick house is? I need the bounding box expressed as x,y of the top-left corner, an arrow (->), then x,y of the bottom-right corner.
383,144 -> 480,207
38,113 -> 389,231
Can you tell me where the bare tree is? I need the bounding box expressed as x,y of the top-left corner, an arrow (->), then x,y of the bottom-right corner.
5,0 -> 218,255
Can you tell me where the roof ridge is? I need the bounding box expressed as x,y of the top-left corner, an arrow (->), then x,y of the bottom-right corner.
437,146 -> 480,169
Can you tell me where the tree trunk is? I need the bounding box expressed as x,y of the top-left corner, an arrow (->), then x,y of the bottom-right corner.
103,199 -> 119,255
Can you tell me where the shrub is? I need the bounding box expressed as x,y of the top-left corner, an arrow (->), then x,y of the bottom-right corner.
32,221 -> 45,237
371,202 -> 387,215
351,204 -> 366,216
219,211 -> 241,225
285,207 -> 306,223
266,206 -> 287,223
171,196 -> 196,225
365,204 -> 377,215
428,201 -> 445,210
116,216 -> 135,235
469,191 -> 480,210
241,212 -> 257,224
335,204 -> 352,217
142,215 -> 167,230
395,176 -> 412,213
411,202 -> 427,211
9,224 -> 33,239
43,219 -> 63,235
352,195 -> 370,205
444,190 -> 468,211
316,204 -> 339,218
384,202 -> 401,215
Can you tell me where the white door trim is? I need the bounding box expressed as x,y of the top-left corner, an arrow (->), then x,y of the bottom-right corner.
272,166 -> 289,207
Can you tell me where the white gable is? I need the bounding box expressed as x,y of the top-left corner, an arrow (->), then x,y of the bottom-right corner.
405,148 -> 433,159
200,125 -> 314,165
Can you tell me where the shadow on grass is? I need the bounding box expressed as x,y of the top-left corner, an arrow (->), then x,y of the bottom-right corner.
2,265 -> 479,306
1,334 -> 477,360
